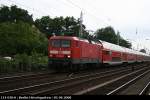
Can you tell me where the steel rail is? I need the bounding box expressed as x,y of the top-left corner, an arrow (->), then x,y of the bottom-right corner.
139,81 -> 150,95
107,69 -> 150,95
0,71 -> 54,80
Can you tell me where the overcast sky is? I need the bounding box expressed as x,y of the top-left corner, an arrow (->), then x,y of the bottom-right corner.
1,0 -> 150,53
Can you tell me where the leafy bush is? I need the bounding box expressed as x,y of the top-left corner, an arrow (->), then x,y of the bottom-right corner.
0,52 -> 48,74
30,51 -> 48,71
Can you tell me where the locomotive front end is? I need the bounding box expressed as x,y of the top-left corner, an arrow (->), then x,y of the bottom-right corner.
48,36 -> 73,70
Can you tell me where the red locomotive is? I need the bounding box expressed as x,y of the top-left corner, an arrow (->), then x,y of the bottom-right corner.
48,36 -> 150,71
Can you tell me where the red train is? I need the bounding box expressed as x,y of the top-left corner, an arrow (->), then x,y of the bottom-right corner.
48,36 -> 150,71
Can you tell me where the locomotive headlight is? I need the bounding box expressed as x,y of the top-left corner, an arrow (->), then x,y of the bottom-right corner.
67,55 -> 71,58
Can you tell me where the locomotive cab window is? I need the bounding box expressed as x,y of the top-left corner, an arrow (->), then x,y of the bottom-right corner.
50,40 -> 71,48
61,40 -> 71,47
51,40 -> 60,47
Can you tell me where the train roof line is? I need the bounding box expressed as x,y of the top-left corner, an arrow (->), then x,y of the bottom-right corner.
50,36 -> 149,56
99,40 -> 149,56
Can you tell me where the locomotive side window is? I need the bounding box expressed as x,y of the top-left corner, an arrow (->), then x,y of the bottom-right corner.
61,40 -> 71,47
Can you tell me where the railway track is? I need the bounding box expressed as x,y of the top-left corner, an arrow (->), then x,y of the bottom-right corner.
76,64 -> 150,95
0,63 -> 147,95
31,64 -> 150,95
106,69 -> 150,95
0,71 -> 54,81
0,71 -> 63,91
0,63 -> 134,92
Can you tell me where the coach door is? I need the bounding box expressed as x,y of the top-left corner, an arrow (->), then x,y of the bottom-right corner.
102,49 -> 112,63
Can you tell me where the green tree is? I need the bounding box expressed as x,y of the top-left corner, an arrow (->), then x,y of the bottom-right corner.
94,26 -> 131,48
119,37 -> 132,48
34,16 -> 86,38
0,5 -> 33,24
0,21 -> 47,56
34,16 -> 53,38
95,26 -> 117,44
140,49 -> 146,53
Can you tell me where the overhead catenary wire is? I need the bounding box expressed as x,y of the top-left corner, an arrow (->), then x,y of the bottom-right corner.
58,0 -> 110,27
2,0 -> 55,19
2,0 -> 112,30
3,0 -> 110,26
65,0 -> 110,26
55,0 -> 104,32
83,0 -> 112,22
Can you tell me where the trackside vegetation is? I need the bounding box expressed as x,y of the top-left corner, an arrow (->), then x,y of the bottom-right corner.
0,5 -> 48,74
0,53 -> 48,74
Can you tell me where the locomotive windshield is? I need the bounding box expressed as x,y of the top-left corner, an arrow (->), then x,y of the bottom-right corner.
61,40 -> 70,47
51,39 -> 71,48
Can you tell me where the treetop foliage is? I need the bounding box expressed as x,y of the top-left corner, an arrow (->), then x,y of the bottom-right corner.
94,26 -> 132,48
140,49 -> 146,53
34,16 -> 86,38
0,5 -> 33,24
0,5 -> 47,56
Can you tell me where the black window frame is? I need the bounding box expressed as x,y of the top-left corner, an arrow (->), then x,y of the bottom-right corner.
61,40 -> 71,48
50,39 -> 71,48
51,39 -> 61,48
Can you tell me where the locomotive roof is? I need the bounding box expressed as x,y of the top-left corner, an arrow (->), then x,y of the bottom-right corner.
50,36 -> 79,40
50,36 -> 102,45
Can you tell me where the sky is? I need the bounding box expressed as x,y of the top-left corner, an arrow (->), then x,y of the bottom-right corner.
1,0 -> 150,53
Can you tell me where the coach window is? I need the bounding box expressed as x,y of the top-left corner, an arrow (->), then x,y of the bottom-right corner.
104,50 -> 111,55
109,51 -> 112,55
